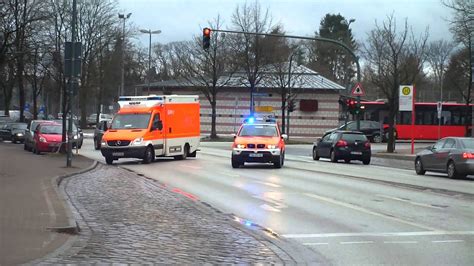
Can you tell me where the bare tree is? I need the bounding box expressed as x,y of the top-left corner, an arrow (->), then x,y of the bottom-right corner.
443,0 -> 473,135
174,16 -> 236,139
426,40 -> 454,102
363,14 -> 428,152
76,0 -> 118,127
230,1 -> 274,113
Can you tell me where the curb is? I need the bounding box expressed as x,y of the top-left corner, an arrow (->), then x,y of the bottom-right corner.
372,153 -> 416,161
47,160 -> 98,235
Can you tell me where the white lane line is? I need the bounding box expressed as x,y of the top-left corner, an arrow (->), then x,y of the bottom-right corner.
432,240 -> 464,243
222,172 -> 240,177
253,181 -> 281,188
179,164 -> 202,170
383,241 -> 418,244
260,204 -> 281,212
376,194 -> 443,210
303,242 -> 329,246
282,231 -> 474,239
303,193 -> 439,231
384,241 -> 418,244
340,241 -> 374,245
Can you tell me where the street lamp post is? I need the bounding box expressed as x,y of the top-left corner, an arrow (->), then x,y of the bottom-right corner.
118,12 -> 131,96
139,29 -> 161,95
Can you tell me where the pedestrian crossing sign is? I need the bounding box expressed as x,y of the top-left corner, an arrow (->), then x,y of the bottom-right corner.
351,83 -> 365,96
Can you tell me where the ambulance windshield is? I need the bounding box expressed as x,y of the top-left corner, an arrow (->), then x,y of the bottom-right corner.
110,113 -> 151,129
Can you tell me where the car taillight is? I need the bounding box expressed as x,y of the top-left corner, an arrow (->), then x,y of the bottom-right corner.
365,142 -> 371,149
462,152 -> 474,159
336,140 -> 348,147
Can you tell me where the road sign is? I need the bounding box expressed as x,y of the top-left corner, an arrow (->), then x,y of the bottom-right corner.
351,83 -> 365,96
399,85 -> 413,111
255,106 -> 273,112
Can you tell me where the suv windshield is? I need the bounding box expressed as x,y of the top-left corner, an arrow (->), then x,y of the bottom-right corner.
239,125 -> 278,137
110,114 -> 151,129
341,133 -> 367,142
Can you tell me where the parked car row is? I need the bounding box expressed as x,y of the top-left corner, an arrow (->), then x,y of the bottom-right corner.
23,119 -> 83,155
0,121 -> 28,143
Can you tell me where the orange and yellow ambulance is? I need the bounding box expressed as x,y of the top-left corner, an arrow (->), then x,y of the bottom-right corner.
100,95 -> 200,164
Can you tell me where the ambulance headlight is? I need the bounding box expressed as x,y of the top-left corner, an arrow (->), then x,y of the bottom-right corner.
132,137 -> 143,145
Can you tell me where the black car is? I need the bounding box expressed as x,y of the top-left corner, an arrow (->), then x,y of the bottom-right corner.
415,137 -> 474,179
93,120 -> 110,150
0,122 -> 28,143
326,121 -> 395,143
313,130 -> 371,164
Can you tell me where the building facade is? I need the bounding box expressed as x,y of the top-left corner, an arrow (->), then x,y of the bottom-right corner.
137,64 -> 344,138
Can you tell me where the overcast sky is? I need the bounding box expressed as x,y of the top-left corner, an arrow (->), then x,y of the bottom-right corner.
118,0 -> 454,47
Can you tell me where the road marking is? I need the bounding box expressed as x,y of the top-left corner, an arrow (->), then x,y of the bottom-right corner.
432,240 -> 464,243
384,241 -> 418,244
303,242 -> 329,246
340,241 -> 374,245
303,193 -> 439,231
260,204 -> 281,212
253,181 -> 281,188
376,194 -> 444,210
283,231 -> 474,238
179,164 -> 202,170
222,172 -> 240,177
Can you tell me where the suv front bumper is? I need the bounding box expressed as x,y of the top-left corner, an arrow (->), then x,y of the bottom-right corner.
232,148 -> 281,163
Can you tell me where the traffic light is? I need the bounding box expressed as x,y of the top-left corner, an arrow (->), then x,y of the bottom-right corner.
202,28 -> 211,50
347,99 -> 356,114
288,100 -> 296,112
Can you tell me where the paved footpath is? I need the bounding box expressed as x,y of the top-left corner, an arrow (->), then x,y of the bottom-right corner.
0,142 -> 93,265
39,164 -> 314,264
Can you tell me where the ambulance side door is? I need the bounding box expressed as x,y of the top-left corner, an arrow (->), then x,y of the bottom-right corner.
150,113 -> 165,156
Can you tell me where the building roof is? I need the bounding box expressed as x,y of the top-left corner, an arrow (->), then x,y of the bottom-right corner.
138,63 -> 344,91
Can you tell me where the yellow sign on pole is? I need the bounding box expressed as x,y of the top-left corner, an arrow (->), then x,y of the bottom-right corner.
255,106 -> 273,112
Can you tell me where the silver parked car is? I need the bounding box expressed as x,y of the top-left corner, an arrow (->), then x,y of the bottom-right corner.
415,137 -> 474,179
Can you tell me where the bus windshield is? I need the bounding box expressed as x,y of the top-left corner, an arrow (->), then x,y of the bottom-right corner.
110,114 -> 151,129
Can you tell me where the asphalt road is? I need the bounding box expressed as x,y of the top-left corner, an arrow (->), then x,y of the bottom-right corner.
78,139 -> 474,265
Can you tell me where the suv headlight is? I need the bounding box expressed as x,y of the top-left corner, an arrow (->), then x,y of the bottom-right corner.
267,144 -> 277,149
236,144 -> 245,149
132,137 -> 143,145
101,140 -> 106,146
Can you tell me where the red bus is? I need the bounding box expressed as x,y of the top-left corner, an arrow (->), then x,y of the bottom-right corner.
360,101 -> 473,140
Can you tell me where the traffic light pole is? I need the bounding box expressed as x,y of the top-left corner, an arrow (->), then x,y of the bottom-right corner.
356,95 -> 361,130
206,29 -> 361,125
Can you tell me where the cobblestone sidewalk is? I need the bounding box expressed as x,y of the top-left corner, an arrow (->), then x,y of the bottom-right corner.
39,164 -> 299,264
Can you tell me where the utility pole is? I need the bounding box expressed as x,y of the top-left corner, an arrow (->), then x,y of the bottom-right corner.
118,13 -> 131,96
67,0 -> 77,167
139,29 -> 161,95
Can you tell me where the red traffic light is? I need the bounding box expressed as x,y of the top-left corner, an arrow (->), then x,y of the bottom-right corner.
203,28 -> 211,37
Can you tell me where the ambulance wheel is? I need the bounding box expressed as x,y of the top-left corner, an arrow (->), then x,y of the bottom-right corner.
143,146 -> 155,164
175,145 -> 189,160
105,156 -> 113,165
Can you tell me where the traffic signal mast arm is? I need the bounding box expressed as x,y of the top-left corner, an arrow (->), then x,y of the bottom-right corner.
204,28 -> 363,130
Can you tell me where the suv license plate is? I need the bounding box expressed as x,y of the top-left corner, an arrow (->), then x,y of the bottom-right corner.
351,151 -> 362,155
112,152 -> 124,157
249,153 -> 263,157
